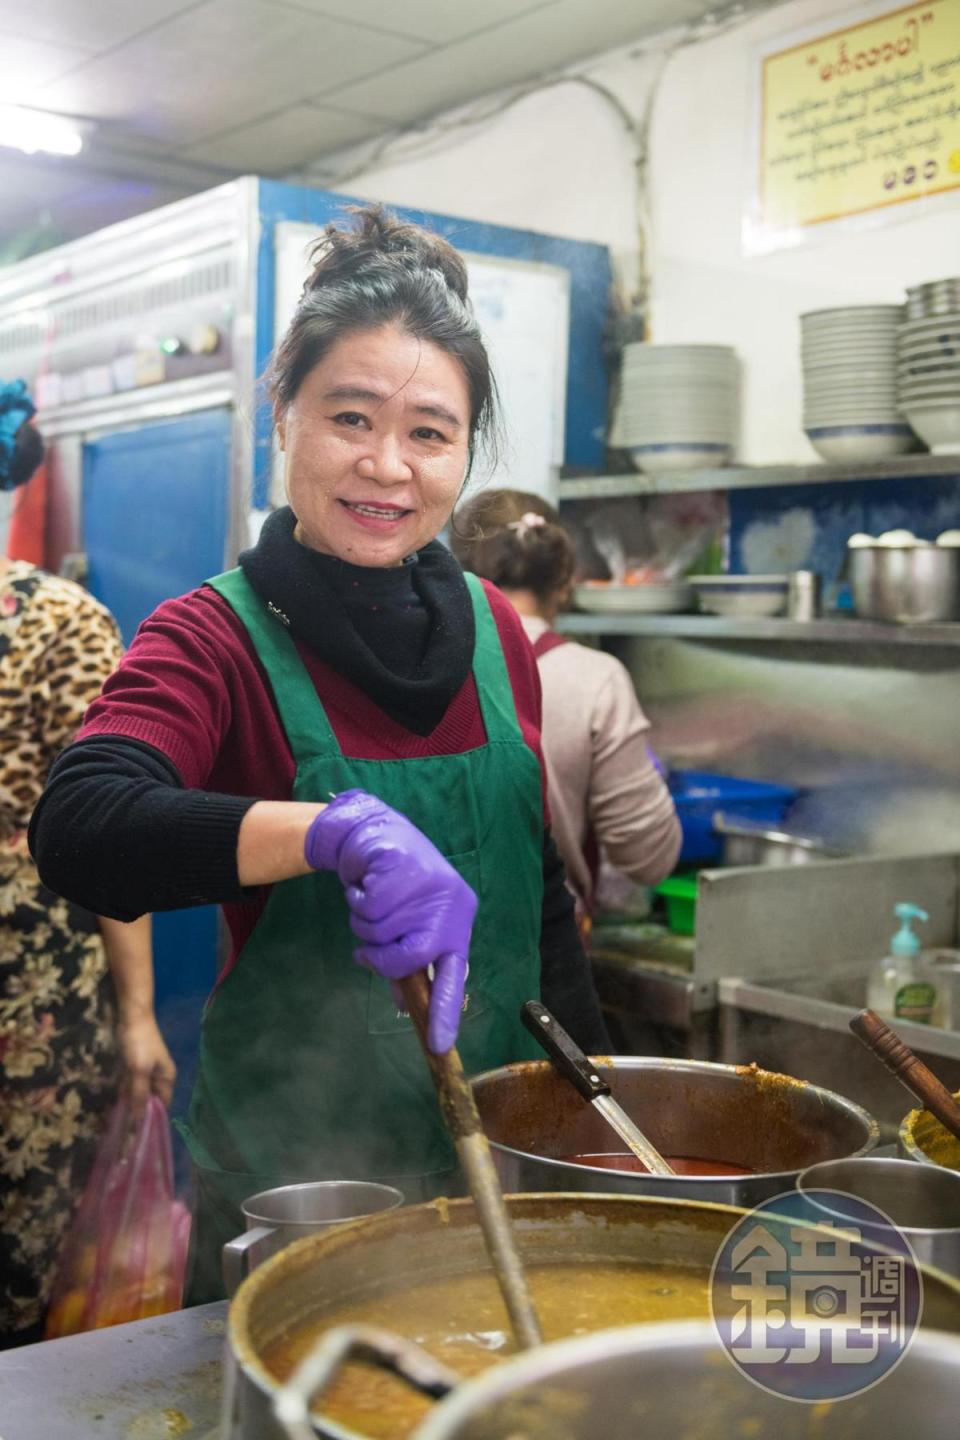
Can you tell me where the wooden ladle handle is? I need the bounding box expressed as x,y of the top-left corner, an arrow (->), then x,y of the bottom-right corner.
850,1008 -> 960,1142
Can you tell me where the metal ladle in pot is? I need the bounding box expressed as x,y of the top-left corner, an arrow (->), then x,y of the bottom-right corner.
520,1002 -> 675,1176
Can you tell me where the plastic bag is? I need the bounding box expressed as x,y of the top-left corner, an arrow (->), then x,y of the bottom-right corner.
45,1096 -> 190,1338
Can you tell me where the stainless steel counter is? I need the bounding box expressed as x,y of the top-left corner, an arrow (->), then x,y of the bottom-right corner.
0,1302 -> 227,1440
719,974 -> 960,1136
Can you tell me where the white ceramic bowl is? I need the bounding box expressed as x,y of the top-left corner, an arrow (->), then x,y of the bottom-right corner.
804,327 -> 899,337
621,406 -> 737,423
688,574 -> 789,617
804,403 -> 906,416
899,376 -> 960,393
804,383 -> 899,398
803,338 -> 898,351
803,362 -> 898,377
899,314 -> 960,331
802,305 -> 903,320
573,581 -> 693,614
804,417 -> 907,431
622,427 -> 737,443
903,406 -> 960,453
897,362 -> 960,379
622,343 -> 736,359
897,333 -> 960,350
805,424 -> 915,461
629,442 -> 733,472
622,354 -> 738,369
802,350 -> 896,365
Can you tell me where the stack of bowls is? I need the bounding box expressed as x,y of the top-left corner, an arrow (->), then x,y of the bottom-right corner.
614,343 -> 739,473
906,278 -> 960,319
801,305 -> 914,461
898,278 -> 960,453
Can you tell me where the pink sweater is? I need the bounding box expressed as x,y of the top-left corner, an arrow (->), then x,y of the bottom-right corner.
521,616 -> 681,906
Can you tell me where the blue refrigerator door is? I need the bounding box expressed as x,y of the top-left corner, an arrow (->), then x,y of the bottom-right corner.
82,408 -> 231,1158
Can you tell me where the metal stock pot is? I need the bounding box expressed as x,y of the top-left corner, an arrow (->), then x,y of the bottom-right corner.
275,1321 -> 960,1440
223,1192 -> 960,1440
273,1318 -> 960,1440
470,1058 -> 879,1207
224,1192 -> 748,1440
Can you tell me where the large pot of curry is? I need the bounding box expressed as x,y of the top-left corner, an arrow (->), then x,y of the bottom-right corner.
223,1192 -> 960,1440
470,1057 -> 879,1205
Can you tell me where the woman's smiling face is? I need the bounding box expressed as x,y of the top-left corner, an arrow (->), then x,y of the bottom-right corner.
276,323 -> 472,567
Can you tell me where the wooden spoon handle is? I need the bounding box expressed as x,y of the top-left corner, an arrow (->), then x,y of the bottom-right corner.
398,972 -> 543,1350
850,1008 -> 960,1142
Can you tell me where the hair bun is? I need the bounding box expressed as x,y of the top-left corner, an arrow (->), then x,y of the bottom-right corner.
305,203 -> 469,303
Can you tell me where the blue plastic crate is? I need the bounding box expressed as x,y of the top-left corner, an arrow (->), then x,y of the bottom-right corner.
668,770 -> 798,865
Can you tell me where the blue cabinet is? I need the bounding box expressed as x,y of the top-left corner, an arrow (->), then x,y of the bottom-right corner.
83,408 -> 231,1141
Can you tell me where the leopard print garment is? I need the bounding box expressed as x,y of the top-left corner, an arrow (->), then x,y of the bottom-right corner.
0,562 -> 124,1346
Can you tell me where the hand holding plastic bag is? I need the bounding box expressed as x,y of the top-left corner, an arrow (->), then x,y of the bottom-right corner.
45,1096 -> 190,1338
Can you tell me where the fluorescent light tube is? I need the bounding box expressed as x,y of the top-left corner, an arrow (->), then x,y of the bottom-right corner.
0,106 -> 83,157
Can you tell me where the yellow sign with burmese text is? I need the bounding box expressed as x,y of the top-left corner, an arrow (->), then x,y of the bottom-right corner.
752,0 -> 960,248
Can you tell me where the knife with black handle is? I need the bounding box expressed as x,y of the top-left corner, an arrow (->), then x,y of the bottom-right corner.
521,1001 -> 675,1177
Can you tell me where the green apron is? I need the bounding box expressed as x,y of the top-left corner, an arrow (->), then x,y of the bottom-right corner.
178,567 -> 544,1304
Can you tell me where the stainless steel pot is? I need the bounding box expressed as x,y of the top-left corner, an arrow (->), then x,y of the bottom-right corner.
470,1058 -> 879,1207
274,1320 -> 960,1440
226,1192 -> 960,1440
414,1322 -> 960,1439
224,1192 -> 761,1440
898,1096 -> 960,1171
798,1156 -> 960,1276
713,814 -> 844,867
223,1180 -> 404,1296
848,544 -> 960,623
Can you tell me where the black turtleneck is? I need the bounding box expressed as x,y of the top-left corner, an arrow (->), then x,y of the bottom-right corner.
239,507 -> 474,735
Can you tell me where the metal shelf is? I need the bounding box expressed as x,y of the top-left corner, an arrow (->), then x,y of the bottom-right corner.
556,613 -> 960,646
558,453 -> 960,500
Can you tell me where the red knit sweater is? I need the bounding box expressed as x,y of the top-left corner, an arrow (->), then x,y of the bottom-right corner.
78,578 -> 547,960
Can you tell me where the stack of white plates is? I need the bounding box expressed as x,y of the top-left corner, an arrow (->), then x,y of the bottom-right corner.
800,305 -> 913,462
898,289 -> 960,454
612,343 -> 739,473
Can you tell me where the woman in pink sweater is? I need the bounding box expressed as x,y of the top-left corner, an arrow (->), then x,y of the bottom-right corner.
452,490 -> 681,912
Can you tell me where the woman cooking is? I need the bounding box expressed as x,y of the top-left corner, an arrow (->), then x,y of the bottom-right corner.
30,205 -> 608,1305
452,489 -> 680,915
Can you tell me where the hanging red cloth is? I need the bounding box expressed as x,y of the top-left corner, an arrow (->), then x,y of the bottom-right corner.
6,459 -> 48,566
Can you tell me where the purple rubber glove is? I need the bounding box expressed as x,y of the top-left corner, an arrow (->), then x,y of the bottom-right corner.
304,790 -> 477,1054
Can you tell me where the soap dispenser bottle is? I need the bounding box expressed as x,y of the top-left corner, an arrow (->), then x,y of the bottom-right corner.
866,902 -> 936,1024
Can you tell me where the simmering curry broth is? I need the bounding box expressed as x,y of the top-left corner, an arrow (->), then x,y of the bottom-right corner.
263,1261 -> 711,1437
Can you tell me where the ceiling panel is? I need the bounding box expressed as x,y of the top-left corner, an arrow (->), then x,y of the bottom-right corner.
0,28 -> 91,103
316,1 -> 677,126
0,0 -> 735,250
0,0 -> 197,53
183,103 -> 383,172
35,0 -> 426,147
258,0 -> 557,46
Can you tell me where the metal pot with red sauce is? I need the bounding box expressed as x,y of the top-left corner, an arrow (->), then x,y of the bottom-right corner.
470,1056 -> 879,1207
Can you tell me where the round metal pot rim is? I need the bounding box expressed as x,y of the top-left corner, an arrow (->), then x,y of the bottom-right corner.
712,816 -> 844,856
412,1320 -> 960,1439
899,1115 -> 960,1170
472,1057 -> 879,1190
226,1191 -> 754,1439
798,1157 -> 960,1239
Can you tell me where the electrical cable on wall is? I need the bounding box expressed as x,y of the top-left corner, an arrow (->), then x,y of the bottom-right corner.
319,0 -> 788,331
